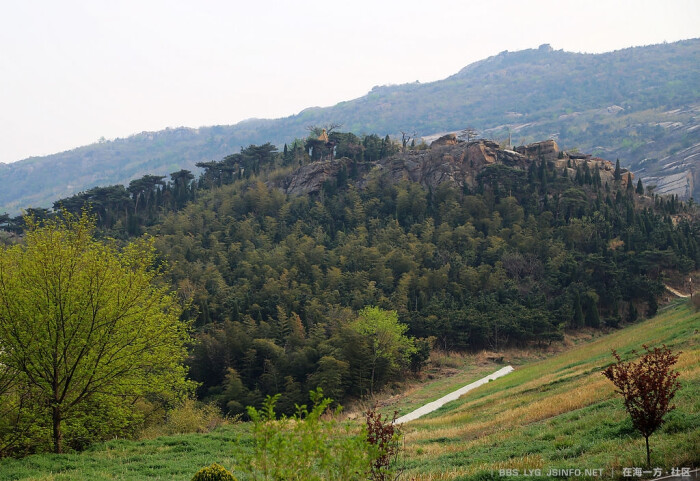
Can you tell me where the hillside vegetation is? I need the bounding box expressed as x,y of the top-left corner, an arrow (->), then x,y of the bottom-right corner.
400,300 -> 699,480
2,39 -> 699,214
2,133 -> 698,429
0,300 -> 696,480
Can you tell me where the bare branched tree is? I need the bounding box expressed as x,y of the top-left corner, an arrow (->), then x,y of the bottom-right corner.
305,123 -> 343,136
400,131 -> 416,153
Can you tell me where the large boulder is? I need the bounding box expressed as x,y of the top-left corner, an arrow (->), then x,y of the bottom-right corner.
279,159 -> 347,195
515,140 -> 560,162
430,134 -> 459,148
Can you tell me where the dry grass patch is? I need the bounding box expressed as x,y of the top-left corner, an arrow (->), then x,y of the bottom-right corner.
410,469 -> 471,481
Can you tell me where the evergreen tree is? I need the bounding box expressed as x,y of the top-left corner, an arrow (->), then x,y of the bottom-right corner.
584,294 -> 601,328
572,292 -> 584,328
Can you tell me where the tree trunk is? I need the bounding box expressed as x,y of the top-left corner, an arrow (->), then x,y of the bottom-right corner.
52,405 -> 62,454
645,435 -> 650,467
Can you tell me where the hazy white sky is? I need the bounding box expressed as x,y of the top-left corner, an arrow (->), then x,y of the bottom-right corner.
1,0 -> 699,164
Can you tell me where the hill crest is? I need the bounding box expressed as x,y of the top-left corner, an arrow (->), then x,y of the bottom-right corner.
278,138 -> 633,197
2,38 -> 699,215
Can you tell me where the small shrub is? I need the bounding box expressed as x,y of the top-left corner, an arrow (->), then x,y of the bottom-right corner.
141,399 -> 227,438
191,463 -> 237,481
366,408 -> 403,481
241,388 -> 370,481
605,315 -> 621,328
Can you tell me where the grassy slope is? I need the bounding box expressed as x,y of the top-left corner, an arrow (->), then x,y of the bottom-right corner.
0,301 -> 697,481
0,427 -> 251,481
401,300 -> 699,480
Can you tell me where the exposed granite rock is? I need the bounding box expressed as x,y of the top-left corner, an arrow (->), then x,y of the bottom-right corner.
278,159 -> 361,196
277,139 -> 636,196
637,141 -> 700,198
515,140 -> 560,162
430,134 -> 459,148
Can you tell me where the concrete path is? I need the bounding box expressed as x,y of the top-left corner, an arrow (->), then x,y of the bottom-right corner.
394,365 -> 514,424
665,284 -> 690,298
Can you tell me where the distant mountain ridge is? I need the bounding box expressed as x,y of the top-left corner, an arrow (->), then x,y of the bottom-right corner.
2,38 -> 699,215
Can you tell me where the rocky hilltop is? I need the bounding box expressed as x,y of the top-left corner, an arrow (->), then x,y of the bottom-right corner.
2,39 -> 698,215
278,138 -> 634,196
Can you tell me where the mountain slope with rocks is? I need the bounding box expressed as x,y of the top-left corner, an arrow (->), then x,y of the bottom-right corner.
2,39 -> 698,214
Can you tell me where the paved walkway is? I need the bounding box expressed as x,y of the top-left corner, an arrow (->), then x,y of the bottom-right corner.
394,365 -> 514,424
665,284 -> 690,298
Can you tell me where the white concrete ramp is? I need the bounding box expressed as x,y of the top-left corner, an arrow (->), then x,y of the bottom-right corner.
394,365 -> 514,424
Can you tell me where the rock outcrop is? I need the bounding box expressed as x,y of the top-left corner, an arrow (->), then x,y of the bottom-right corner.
430,134 -> 459,148
515,140 -> 560,162
279,159 -> 352,196
277,139 -> 637,196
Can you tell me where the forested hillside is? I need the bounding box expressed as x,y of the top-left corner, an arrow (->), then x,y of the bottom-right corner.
4,132 -> 696,421
2,39 -> 699,215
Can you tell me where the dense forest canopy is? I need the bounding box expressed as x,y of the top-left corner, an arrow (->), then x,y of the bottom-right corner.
1,132 -> 698,422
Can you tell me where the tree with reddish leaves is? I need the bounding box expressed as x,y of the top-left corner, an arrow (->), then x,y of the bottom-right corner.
365,408 -> 403,481
602,345 -> 682,466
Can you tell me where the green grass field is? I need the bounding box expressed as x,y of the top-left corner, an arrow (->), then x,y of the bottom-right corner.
0,300 -> 697,481
400,300 -> 699,480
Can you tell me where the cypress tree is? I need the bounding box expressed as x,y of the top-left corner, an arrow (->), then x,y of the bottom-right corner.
585,295 -> 601,328
636,178 -> 644,195
594,165 -> 602,188
614,159 -> 622,181
572,292 -> 584,328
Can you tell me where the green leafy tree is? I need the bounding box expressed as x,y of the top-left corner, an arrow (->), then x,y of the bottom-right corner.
351,307 -> 416,395
0,212 -> 192,453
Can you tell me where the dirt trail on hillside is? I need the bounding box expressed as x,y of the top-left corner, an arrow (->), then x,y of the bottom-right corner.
394,365 -> 514,424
